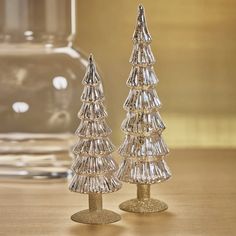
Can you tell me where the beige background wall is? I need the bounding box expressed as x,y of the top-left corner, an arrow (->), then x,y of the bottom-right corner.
76,0 -> 236,147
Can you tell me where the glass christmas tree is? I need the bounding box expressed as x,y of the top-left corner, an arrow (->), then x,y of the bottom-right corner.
69,54 -> 121,224
118,5 -> 171,213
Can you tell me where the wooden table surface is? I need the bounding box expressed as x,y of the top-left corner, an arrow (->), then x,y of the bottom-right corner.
0,149 -> 235,236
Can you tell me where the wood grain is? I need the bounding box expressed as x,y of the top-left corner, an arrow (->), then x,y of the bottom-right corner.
0,149 -> 235,236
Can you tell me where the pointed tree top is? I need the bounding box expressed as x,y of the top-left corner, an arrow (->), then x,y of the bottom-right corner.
133,4 -> 152,44
88,53 -> 94,64
138,4 -> 144,14
82,53 -> 101,85
87,53 -> 96,73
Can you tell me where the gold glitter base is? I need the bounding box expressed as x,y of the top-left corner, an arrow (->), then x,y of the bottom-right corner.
71,209 -> 121,224
119,198 -> 168,213
119,184 -> 168,213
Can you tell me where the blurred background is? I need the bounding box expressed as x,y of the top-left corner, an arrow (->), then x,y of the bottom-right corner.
76,0 -> 236,148
0,0 -> 235,179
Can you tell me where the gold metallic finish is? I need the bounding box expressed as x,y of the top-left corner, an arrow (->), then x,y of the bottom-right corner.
89,193 -> 102,211
71,209 -> 121,225
119,184 -> 168,213
117,5 -> 171,212
69,54 -> 121,224
137,184 -> 150,200
71,193 -> 121,224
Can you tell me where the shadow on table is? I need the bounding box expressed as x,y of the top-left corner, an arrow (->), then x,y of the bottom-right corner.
68,211 -> 176,235
121,211 -> 177,235
69,224 -> 125,236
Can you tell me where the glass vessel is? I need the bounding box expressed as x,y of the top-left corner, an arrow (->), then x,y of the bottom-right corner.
0,0 -> 87,179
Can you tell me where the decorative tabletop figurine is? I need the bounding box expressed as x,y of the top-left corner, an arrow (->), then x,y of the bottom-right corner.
69,54 -> 121,224
117,5 -> 171,213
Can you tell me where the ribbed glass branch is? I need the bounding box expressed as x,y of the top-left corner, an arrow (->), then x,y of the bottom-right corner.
69,54 -> 121,194
118,5 -> 171,184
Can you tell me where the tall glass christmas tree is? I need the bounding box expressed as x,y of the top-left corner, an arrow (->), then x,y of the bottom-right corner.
118,5 -> 171,213
69,54 -> 121,224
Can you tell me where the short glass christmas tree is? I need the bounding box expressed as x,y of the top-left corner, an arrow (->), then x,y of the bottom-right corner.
69,54 -> 121,224
118,5 -> 171,213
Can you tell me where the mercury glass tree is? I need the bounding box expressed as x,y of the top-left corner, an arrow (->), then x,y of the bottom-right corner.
69,54 -> 121,224
118,5 -> 171,213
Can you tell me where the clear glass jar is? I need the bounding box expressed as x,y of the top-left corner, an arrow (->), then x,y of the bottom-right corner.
0,0 -> 87,179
